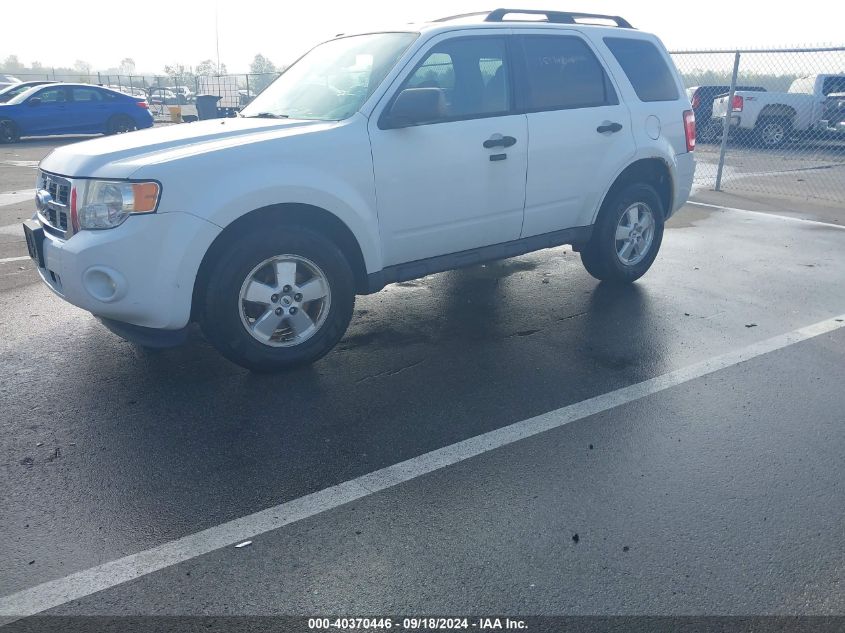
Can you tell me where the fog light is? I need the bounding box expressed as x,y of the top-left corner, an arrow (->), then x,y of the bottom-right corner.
82,266 -> 127,303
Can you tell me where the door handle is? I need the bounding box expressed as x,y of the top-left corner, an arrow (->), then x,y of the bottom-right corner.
483,135 -> 517,149
597,122 -> 623,134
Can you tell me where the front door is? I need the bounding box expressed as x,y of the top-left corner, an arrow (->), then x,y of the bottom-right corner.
20,86 -> 70,135
368,34 -> 528,267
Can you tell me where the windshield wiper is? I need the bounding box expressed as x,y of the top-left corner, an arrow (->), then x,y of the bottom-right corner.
244,112 -> 290,119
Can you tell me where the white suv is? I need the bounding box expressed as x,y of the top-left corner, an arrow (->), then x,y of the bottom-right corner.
23,9 -> 695,371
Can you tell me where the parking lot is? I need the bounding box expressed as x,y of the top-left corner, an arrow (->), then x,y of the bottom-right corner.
2,135 -> 845,629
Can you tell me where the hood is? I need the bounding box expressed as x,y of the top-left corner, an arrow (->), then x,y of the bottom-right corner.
39,117 -> 335,179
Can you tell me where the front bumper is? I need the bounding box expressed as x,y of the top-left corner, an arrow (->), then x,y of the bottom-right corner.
34,211 -> 220,330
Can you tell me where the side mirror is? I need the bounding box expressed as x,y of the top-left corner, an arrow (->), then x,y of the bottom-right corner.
383,87 -> 445,129
27,97 -> 42,107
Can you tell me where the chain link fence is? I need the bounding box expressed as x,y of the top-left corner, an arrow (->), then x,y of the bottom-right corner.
670,46 -> 845,203
3,70 -> 282,120
5,49 -> 845,202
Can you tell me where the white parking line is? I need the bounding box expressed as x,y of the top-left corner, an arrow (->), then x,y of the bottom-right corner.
0,256 -> 29,264
0,160 -> 39,168
0,189 -> 35,207
1,314 -> 844,622
689,201 -> 845,230
0,224 -> 25,237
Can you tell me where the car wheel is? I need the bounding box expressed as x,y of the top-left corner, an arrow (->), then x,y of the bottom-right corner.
755,117 -> 791,149
698,120 -> 722,144
0,119 -> 20,143
199,225 -> 355,372
106,114 -> 136,135
580,183 -> 665,284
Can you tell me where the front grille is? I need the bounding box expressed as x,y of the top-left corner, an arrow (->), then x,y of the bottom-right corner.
45,176 -> 70,205
37,171 -> 72,237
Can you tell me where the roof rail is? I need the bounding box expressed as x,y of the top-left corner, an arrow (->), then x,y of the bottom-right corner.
483,8 -> 634,28
432,11 -> 490,22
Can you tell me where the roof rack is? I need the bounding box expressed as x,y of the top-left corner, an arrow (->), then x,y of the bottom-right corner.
432,11 -> 490,22
435,8 -> 633,28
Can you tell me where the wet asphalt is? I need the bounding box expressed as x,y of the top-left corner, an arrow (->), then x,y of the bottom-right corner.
1,138 -> 845,620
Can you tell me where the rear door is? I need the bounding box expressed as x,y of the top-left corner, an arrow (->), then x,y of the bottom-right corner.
515,32 -> 636,236
68,86 -> 108,132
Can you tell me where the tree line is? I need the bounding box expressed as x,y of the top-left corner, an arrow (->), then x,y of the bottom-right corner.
1,54 -> 283,92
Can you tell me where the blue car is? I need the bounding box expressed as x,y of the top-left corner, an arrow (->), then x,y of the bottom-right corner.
0,83 -> 154,143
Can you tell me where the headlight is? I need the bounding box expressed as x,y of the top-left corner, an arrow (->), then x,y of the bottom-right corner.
75,180 -> 160,230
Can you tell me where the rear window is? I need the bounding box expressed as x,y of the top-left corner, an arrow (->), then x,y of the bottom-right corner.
603,37 -> 679,102
822,76 -> 845,96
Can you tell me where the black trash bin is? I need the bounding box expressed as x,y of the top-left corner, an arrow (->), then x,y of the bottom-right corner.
195,94 -> 222,120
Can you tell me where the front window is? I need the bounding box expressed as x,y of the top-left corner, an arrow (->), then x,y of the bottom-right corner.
240,32 -> 417,121
401,37 -> 511,121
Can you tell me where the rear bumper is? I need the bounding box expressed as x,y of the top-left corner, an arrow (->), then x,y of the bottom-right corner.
671,152 -> 695,217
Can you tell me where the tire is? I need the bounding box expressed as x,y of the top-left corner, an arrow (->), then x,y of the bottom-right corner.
755,117 -> 791,149
580,183 -> 665,284
0,119 -> 20,143
698,120 -> 722,144
106,114 -> 136,135
199,224 -> 355,372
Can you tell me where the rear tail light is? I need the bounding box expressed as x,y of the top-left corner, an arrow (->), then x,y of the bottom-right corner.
683,110 -> 696,152
691,92 -> 700,109
731,94 -> 744,112
136,101 -> 149,109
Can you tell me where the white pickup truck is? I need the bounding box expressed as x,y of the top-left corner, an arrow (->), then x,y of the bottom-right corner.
712,74 -> 845,148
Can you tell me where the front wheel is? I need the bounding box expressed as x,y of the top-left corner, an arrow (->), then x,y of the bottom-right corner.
199,225 -> 355,372
580,183 -> 665,284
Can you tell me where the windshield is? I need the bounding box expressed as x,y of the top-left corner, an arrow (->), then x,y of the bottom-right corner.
240,32 -> 417,121
0,84 -> 34,100
6,86 -> 45,105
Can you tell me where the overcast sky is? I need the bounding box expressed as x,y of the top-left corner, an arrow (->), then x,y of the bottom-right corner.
3,0 -> 843,74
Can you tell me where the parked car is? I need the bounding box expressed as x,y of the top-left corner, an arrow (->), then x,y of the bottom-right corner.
0,83 -> 153,142
23,9 -> 695,371
821,92 -> 845,135
712,74 -> 845,148
107,85 -> 148,100
686,84 -> 766,143
0,80 -> 57,103
238,89 -> 256,107
147,87 -> 187,106
172,86 -> 195,102
0,74 -> 22,90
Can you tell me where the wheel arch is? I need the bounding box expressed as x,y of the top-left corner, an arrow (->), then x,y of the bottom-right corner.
595,158 -> 673,223
0,117 -> 21,142
757,104 -> 797,123
191,203 -> 369,321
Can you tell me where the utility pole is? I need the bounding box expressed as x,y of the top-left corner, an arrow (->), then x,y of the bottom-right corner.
215,1 -> 221,75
